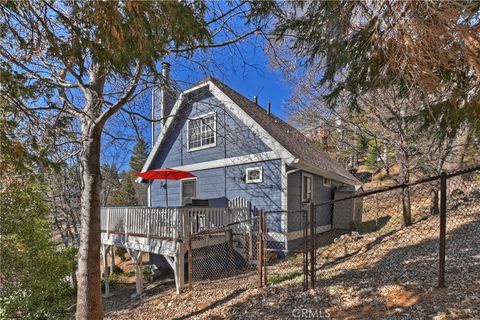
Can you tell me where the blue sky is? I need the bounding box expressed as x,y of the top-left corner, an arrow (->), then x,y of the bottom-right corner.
170,37 -> 292,120
103,37 -> 294,170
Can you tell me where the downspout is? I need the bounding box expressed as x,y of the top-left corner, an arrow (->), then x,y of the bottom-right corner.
284,167 -> 300,251
285,168 -> 300,211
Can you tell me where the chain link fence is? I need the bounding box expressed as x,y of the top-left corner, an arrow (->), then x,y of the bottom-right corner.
263,210 -> 307,290
444,169 -> 480,290
187,216 -> 260,290
306,164 -> 480,309
182,164 -> 479,311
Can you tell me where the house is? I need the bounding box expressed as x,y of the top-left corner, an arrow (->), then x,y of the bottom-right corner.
100,66 -> 362,296
140,66 -> 362,251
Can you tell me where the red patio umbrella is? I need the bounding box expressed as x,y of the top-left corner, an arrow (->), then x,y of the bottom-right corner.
134,168 -> 195,207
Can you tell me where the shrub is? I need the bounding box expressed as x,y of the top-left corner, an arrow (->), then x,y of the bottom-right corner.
116,247 -> 128,261
0,181 -> 75,319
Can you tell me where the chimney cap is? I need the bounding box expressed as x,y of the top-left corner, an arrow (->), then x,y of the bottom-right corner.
161,62 -> 170,84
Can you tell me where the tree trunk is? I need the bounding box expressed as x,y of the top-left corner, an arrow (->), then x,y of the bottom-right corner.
76,130 -> 103,320
401,186 -> 412,227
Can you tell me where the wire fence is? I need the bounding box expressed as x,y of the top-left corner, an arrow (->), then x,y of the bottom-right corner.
309,164 -> 480,300
187,216 -> 260,290
263,210 -> 307,290
183,164 -> 479,304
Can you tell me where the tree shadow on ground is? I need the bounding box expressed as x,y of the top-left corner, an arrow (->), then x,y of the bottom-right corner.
171,289 -> 246,320
103,274 -> 176,315
105,207 -> 480,319
217,214 -> 480,319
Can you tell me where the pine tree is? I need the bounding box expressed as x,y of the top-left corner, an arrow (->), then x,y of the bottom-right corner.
128,138 -> 149,205
110,173 -> 138,206
130,138 -> 149,174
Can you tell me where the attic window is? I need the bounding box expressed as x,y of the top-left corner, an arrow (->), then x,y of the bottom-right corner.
187,112 -> 216,151
246,167 -> 263,183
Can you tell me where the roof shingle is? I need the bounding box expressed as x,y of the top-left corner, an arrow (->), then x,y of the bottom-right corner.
207,77 -> 360,185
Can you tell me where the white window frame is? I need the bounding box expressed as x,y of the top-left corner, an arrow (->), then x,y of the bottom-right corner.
187,112 -> 217,152
245,166 -> 263,184
181,177 -> 197,203
302,172 -> 313,202
323,177 -> 332,187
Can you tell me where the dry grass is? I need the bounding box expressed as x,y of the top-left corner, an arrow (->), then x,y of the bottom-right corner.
104,199 -> 480,319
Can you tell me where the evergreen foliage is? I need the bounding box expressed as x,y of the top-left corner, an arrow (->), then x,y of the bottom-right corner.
130,138 -> 149,174
110,173 -> 138,206
0,100 -> 75,319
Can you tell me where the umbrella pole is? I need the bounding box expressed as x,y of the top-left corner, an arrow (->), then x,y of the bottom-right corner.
165,178 -> 168,207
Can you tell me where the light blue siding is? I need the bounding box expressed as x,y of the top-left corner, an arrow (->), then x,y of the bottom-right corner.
150,93 -> 270,170
151,159 -> 283,212
150,92 -> 280,210
147,90 -> 346,248
287,169 -> 344,233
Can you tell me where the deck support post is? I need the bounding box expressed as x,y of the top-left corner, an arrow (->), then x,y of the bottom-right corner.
127,249 -> 144,297
102,245 -> 112,298
110,245 -> 115,275
175,244 -> 185,294
165,244 -> 185,294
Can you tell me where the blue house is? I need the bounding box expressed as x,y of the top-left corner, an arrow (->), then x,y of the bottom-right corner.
100,69 -> 363,295
140,72 -> 362,251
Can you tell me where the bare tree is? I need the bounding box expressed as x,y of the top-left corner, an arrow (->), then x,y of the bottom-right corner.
0,2 -> 263,318
255,1 -> 479,172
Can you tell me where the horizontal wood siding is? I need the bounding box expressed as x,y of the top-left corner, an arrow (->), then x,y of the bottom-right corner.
151,93 -> 271,171
151,160 -> 282,230
287,170 -> 344,233
287,170 -> 303,233
226,160 -> 283,232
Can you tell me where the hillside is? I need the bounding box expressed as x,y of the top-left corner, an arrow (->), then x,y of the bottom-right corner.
104,199 -> 480,319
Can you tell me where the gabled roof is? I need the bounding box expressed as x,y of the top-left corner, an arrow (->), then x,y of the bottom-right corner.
207,78 -> 360,185
142,77 -> 361,186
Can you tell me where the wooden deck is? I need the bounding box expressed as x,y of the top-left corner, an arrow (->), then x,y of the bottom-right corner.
100,206 -> 245,255
99,198 -> 255,295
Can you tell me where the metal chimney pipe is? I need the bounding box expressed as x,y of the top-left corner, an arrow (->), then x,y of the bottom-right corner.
160,62 -> 171,125
162,62 -> 170,83
268,102 -> 271,114
253,96 -> 258,105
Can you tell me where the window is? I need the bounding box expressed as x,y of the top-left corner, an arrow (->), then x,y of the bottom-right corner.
246,167 -> 263,183
323,177 -> 332,187
181,178 -> 197,204
302,173 -> 313,202
187,113 -> 216,151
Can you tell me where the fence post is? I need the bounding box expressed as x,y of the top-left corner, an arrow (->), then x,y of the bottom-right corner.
263,211 -> 267,287
188,232 -> 193,291
439,172 -> 447,287
309,202 -> 316,290
257,210 -> 264,288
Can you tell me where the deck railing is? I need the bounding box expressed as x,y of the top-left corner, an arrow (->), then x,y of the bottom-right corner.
101,204 -> 250,241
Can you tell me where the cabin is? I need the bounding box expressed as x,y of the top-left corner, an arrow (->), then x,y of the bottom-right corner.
100,65 -> 362,296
